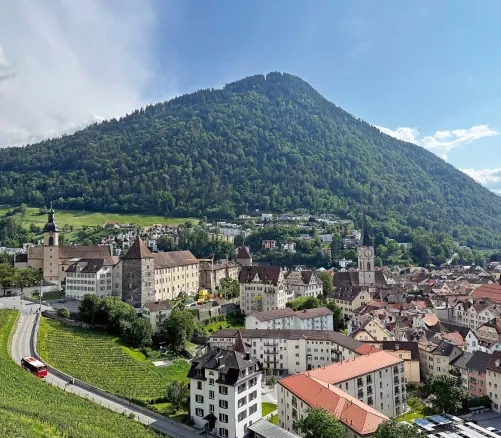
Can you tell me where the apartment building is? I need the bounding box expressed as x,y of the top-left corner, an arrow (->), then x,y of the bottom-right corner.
418,340 -> 463,377
486,352 -> 501,412
187,337 -> 262,438
450,351 -> 491,398
65,257 -> 120,299
245,307 -> 334,331
327,286 -> 370,319
153,250 -> 199,301
210,329 -> 366,376
283,270 -> 323,298
374,341 -> 421,384
239,266 -> 288,315
441,299 -> 501,329
199,259 -> 239,292
278,351 -> 405,437
141,300 -> 172,333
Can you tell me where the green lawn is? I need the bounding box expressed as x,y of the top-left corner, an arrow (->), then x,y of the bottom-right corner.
0,205 -> 197,229
0,310 -> 162,438
204,320 -> 245,334
39,318 -> 190,403
262,402 -> 278,417
268,414 -> 278,425
398,411 -> 424,422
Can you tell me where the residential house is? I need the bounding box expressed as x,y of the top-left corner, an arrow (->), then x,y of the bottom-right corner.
284,270 -> 323,299
142,300 -> 172,333
476,318 -> 501,352
319,234 -> 333,244
350,315 -> 396,343
327,286 -> 370,319
239,266 -> 288,315
486,352 -> 501,412
281,243 -> 296,253
208,233 -> 235,244
465,351 -> 492,398
278,351 -> 406,436
377,341 -> 421,384
187,335 -> 263,438
450,351 -> 473,392
209,329 -> 366,376
199,260 -> 239,292
245,307 -> 334,331
418,341 -> 463,377
473,283 -> 501,304
261,240 -> 276,250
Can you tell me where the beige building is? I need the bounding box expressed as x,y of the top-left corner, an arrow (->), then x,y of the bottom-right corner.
153,251 -> 199,301
199,259 -> 239,292
278,351 -> 406,437
142,300 -> 172,333
327,286 -> 369,319
245,307 -> 334,331
351,315 -> 396,343
283,270 -> 323,298
239,266 -> 289,315
208,233 -> 235,244
418,340 -> 462,377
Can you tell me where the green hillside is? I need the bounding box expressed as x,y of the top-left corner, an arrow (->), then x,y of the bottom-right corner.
0,72 -> 499,248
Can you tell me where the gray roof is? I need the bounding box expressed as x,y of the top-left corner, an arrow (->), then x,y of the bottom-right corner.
248,419 -> 301,438
434,341 -> 456,356
465,351 -> 492,373
450,352 -> 473,369
211,329 -> 363,352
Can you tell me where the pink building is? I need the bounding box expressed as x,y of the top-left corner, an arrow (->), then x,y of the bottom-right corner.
466,351 -> 492,398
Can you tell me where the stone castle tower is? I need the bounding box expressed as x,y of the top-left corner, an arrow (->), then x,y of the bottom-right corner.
235,246 -> 252,267
121,237 -> 155,308
357,211 -> 375,287
43,204 -> 59,282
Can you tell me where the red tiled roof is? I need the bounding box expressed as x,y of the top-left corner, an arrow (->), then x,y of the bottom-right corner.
472,283 -> 501,303
355,344 -> 381,355
279,374 -> 388,435
122,238 -> 153,259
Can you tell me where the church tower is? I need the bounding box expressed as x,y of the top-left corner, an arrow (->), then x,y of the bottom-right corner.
357,211 -> 375,287
43,203 -> 59,282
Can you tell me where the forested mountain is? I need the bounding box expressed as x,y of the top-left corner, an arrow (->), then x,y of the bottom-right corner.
0,72 -> 500,249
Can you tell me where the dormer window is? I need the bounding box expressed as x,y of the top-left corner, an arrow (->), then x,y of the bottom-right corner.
196,369 -> 203,377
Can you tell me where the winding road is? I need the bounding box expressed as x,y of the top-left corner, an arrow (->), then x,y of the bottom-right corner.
9,303 -> 202,438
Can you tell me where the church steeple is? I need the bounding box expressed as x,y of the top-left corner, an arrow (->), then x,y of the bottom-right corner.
358,208 -> 373,247
357,205 -> 375,288
43,202 -> 59,234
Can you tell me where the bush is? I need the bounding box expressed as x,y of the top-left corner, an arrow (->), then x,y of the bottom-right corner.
56,307 -> 70,319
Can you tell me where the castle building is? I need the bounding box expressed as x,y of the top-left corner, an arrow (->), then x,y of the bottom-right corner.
235,246 -> 252,267
15,207 -> 112,283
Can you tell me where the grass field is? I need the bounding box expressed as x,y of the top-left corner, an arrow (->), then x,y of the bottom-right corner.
268,414 -> 278,425
39,318 -> 190,403
262,402 -> 278,417
204,319 -> 245,334
0,205 -> 197,229
0,310 -> 163,438
398,411 -> 424,422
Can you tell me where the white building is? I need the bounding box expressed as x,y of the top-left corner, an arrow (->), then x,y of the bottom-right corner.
278,351 -> 405,437
141,300 -> 172,333
210,328 -> 368,376
245,307 -> 334,331
65,257 -> 120,299
283,270 -> 323,298
281,242 -> 296,253
187,335 -> 263,438
239,266 -> 289,315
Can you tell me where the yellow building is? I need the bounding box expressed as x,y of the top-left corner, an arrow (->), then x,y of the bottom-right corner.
350,316 -> 396,343
153,251 -> 199,301
327,286 -> 370,319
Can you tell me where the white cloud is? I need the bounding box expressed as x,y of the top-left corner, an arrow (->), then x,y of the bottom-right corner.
461,168 -> 501,186
376,124 -> 499,160
0,0 -> 162,147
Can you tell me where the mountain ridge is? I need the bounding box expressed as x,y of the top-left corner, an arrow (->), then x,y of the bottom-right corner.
0,71 -> 500,248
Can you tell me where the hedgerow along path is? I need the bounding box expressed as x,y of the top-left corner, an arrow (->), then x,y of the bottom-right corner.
39,318 -> 190,404
0,310 -> 163,438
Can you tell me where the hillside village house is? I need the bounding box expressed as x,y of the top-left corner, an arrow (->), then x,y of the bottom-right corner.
209,328 -> 369,376
283,270 -> 323,298
245,307 -> 334,331
142,300 -> 172,333
278,351 -> 406,437
239,266 -> 289,315
187,335 -> 263,438
261,240 -> 276,250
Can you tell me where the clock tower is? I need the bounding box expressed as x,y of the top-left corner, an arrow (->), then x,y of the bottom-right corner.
43,203 -> 59,282
357,211 -> 375,287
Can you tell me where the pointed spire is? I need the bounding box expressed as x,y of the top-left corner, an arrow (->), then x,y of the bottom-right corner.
43,203 -> 58,233
233,330 -> 249,355
358,204 -> 373,247
122,237 -> 154,259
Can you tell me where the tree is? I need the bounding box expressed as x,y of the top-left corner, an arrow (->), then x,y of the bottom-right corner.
78,294 -> 102,324
317,271 -> 333,296
326,302 -> 347,331
374,419 -> 423,438
218,277 -> 239,299
423,375 -> 467,414
294,408 -> 344,438
98,296 -> 136,332
286,296 -> 322,311
125,318 -> 153,348
161,309 -> 195,352
165,381 -> 190,412
56,307 -> 70,319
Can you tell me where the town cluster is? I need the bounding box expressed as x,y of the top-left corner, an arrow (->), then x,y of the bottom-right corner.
13,208 -> 501,438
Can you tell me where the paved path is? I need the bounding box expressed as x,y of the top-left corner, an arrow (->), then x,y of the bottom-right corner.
10,311 -> 202,438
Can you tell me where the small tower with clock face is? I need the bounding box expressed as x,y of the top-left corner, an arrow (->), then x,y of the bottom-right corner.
358,211 -> 375,287
42,203 -> 59,281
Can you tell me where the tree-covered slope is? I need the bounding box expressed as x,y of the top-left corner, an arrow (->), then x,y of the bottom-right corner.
0,72 -> 499,247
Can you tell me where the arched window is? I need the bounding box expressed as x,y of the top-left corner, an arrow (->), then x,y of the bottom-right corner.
367,262 -> 371,271
48,236 -> 54,246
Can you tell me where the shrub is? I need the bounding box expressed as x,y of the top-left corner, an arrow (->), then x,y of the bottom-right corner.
56,307 -> 70,319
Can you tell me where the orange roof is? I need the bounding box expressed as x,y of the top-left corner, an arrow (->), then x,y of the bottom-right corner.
443,332 -> 467,345
279,374 -> 388,435
305,351 -> 403,384
355,344 -> 381,355
421,313 -> 439,327
472,283 -> 501,303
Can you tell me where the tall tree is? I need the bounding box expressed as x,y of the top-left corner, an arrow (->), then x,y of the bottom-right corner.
294,408 -> 344,438
374,419 -> 423,438
78,294 -> 102,324
317,271 -> 333,296
161,310 -> 195,352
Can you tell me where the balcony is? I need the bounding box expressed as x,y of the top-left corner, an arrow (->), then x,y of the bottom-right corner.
265,349 -> 278,354
263,341 -> 279,347
394,377 -> 399,385
367,387 -> 373,396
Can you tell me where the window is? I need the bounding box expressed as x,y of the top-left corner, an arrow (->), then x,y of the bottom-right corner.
209,390 -> 215,399
209,404 -> 215,413
197,381 -> 203,390
219,400 -> 228,409
238,410 -> 247,422
209,378 -> 215,386
195,395 -> 204,403
249,390 -> 257,401
195,408 -> 204,417
219,428 -> 228,437
219,385 -> 228,395
219,413 -> 228,423
249,403 -> 258,415
238,396 -> 247,408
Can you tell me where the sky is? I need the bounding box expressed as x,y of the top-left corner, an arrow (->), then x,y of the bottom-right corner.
1,0 -> 501,192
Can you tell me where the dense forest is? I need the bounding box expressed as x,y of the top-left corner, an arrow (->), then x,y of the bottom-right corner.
1,72 -> 501,249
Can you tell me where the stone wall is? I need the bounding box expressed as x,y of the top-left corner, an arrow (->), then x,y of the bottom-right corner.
121,258 -> 155,308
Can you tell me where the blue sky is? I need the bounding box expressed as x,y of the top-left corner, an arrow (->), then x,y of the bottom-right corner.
1,0 -> 500,191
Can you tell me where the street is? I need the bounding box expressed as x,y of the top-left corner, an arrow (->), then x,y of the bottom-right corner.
8,300 -> 202,438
